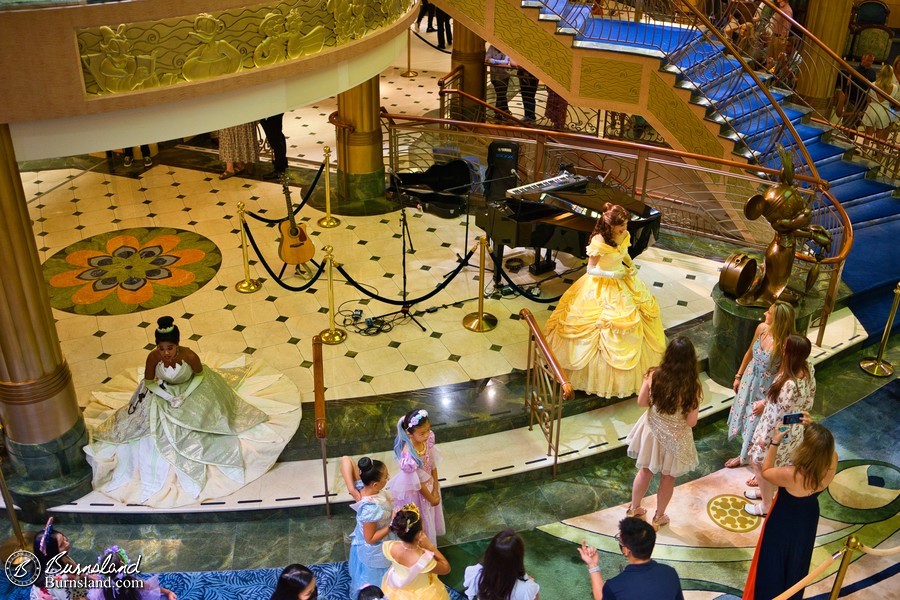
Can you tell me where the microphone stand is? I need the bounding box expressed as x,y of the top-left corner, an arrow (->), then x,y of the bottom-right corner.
431,170 -> 522,277
372,172 -> 427,331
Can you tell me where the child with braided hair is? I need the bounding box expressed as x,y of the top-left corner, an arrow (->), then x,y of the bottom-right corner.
386,409 -> 445,542
381,504 -> 451,599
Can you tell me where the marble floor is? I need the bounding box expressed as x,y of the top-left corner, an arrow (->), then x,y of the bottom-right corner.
6,25 -> 900,600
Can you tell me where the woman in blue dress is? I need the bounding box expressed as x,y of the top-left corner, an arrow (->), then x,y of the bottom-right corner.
343,456 -> 394,595
725,301 -> 794,478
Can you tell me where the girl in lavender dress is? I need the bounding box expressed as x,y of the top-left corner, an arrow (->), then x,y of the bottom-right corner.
386,409 -> 445,542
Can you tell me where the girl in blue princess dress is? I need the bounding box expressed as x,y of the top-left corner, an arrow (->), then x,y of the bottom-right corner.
386,409 -> 445,542
341,456 -> 394,594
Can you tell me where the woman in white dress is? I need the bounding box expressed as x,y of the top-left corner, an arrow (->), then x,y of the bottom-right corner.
84,316 -> 301,507
625,336 -> 701,531
862,64 -> 900,140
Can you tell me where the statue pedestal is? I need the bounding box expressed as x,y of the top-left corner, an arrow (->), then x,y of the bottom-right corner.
708,285 -> 817,387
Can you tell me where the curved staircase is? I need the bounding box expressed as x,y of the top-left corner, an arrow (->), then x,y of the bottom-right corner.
439,0 -> 900,333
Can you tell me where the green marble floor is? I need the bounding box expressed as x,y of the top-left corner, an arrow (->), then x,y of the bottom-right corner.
2,334 -> 896,597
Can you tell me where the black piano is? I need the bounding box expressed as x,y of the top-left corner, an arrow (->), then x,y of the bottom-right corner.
475,170 -> 661,284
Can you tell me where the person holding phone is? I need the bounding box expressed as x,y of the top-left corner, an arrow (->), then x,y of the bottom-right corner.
744,335 -> 816,516
744,419 -> 838,599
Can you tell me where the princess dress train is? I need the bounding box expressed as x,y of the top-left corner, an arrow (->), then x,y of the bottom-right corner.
545,232 -> 666,398
83,353 -> 301,508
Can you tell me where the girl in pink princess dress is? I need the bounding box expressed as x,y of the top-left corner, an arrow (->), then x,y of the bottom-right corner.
386,409 -> 445,542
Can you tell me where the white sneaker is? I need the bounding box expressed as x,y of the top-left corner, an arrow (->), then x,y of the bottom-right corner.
144,156 -> 153,167
123,156 -> 133,167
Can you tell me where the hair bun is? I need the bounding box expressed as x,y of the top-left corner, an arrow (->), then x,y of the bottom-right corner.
358,456 -> 373,472
157,316 -> 175,329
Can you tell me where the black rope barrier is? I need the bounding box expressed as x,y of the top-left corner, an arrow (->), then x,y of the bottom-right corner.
241,220 -> 326,291
410,28 -> 451,54
245,161 -> 326,225
488,253 -> 565,304
336,247 -> 477,306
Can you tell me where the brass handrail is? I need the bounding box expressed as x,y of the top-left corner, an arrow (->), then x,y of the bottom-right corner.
753,0 -> 900,111
529,0 -> 820,180
520,309 -> 575,399
383,111 -> 825,186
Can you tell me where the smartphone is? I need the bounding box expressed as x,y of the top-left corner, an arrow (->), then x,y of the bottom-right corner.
782,412 -> 803,425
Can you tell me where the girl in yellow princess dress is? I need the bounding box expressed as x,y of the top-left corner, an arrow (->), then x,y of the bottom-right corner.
545,203 -> 666,398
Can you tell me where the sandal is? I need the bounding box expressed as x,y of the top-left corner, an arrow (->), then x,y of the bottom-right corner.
652,514 -> 670,531
746,476 -> 758,487
626,505 -> 647,518
744,489 -> 762,500
219,171 -> 235,180
744,503 -> 767,517
724,457 -> 743,469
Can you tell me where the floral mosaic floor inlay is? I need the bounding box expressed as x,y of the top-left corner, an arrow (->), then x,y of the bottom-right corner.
43,227 -> 221,315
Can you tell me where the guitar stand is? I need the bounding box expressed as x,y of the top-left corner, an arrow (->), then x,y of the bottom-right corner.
277,262 -> 313,280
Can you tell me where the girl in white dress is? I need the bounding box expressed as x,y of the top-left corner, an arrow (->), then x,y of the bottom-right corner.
625,336 -> 701,530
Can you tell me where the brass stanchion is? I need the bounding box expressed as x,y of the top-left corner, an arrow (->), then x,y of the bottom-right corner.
311,335 -> 331,518
401,28 -> 418,78
319,245 -> 347,345
317,146 -> 340,229
0,455 -> 28,561
235,201 -> 262,294
463,236 -> 498,332
828,535 -> 861,600
859,282 -> 899,377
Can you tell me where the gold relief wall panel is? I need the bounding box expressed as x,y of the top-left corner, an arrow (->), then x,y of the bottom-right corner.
76,0 -> 413,96
494,0 -> 572,87
647,71 -> 723,160
579,57 -> 641,104
444,0 -> 486,27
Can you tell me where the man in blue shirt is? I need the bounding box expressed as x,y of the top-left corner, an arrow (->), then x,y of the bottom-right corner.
578,517 -> 684,599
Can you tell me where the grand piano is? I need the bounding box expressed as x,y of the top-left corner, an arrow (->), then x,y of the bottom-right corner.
475,169 -> 661,284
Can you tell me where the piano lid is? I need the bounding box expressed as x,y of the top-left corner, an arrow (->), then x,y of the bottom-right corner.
548,185 -> 646,217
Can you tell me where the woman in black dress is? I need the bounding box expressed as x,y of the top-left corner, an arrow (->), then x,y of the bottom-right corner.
743,419 -> 838,600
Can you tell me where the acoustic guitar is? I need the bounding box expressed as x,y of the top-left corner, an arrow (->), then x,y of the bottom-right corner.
277,174 -> 315,265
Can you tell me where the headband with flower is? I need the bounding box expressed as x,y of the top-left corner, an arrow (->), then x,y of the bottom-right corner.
98,545 -> 131,580
406,409 -> 428,430
39,517 -> 54,555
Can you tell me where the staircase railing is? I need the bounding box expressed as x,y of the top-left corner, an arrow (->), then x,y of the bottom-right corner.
725,0 -> 900,181
440,83 -> 669,145
529,0 -> 819,180
380,112 -> 848,342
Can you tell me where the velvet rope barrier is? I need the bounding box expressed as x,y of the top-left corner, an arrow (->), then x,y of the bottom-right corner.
488,253 -> 566,304
771,548 -> 844,600
241,220 -> 326,291
336,246 -> 477,306
858,543 -> 900,556
245,161 -> 325,225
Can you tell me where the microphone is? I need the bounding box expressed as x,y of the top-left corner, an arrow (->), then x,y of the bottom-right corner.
510,169 -> 520,180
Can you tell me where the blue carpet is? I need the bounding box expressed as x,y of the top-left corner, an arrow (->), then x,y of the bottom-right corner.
1,561 -> 466,600
822,379 -> 900,464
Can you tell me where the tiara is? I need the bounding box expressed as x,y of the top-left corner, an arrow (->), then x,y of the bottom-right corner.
401,502 -> 421,527
407,409 -> 428,429
156,325 -> 175,333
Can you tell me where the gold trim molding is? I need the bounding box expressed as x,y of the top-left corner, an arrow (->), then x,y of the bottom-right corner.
0,361 -> 73,405
77,0 -> 415,96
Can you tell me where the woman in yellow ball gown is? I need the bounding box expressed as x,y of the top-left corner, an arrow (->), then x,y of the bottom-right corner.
545,203 -> 666,398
